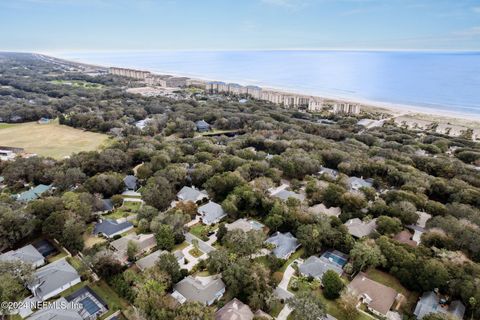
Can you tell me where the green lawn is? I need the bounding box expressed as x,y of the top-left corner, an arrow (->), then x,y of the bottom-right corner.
0,120 -> 110,159
189,248 -> 204,258
50,79 -> 105,89
198,129 -> 240,136
189,223 -> 212,241
122,201 -> 142,211
366,268 -> 419,314
173,241 -> 189,251
104,209 -> 133,220
279,248 -> 305,272
287,275 -> 373,320
90,280 -> 131,319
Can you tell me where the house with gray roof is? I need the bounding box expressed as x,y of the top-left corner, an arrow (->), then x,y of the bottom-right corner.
215,298 -> 254,320
110,233 -> 156,263
299,255 -> 344,280
96,198 -> 114,213
269,184 -> 305,202
177,186 -> 209,203
225,218 -> 265,233
136,249 -> 185,271
16,184 -> 52,202
265,232 -> 300,259
318,166 -> 339,179
0,244 -> 45,268
198,201 -> 226,225
123,175 -> 138,191
93,219 -> 133,238
344,218 -> 377,238
28,258 -> 81,301
28,300 -> 83,320
172,275 -> 226,306
308,203 -> 341,218
348,177 -> 374,191
196,120 -> 211,132
414,291 -> 465,320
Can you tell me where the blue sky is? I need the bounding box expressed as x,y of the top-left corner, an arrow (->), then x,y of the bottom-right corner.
1,0 -> 480,52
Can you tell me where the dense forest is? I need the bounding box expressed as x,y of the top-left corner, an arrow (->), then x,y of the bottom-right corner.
1,52 -> 480,320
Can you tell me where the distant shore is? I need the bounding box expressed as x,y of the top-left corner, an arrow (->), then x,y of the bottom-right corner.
49,53 -> 480,127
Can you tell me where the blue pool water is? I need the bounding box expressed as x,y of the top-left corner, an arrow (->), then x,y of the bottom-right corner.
322,251 -> 348,267
80,297 -> 100,315
58,50 -> 480,116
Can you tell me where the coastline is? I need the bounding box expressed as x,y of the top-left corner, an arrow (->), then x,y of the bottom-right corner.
51,53 -> 480,127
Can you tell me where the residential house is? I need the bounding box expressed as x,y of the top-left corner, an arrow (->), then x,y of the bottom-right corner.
96,198 -> 114,213
318,166 -> 339,179
196,120 -> 211,132
110,233 -> 156,263
28,258 -> 81,301
225,218 -> 265,233
344,218 -> 377,238
348,177 -> 374,191
215,298 -> 254,320
198,201 -> 226,225
134,118 -> 152,130
265,232 -> 300,259
16,184 -> 52,202
308,203 -> 341,218
172,275 -> 226,306
408,211 -> 432,245
348,272 -> 400,317
0,149 -> 16,161
269,185 -> 305,202
136,249 -> 185,271
28,300 -> 83,320
37,117 -> 51,124
123,175 -> 138,191
414,291 -> 466,320
299,251 -> 347,280
177,186 -> 209,203
29,285 -> 109,320
393,230 -> 417,247
0,244 -> 45,268
93,219 -> 134,238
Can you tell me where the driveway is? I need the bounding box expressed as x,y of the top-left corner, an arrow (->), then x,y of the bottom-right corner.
274,261 -> 296,301
276,305 -> 293,320
185,232 -> 215,254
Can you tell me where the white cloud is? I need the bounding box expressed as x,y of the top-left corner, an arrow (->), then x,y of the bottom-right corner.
473,6 -> 480,13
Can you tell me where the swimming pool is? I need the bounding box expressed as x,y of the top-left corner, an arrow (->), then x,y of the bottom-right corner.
322,251 -> 348,267
81,297 -> 100,315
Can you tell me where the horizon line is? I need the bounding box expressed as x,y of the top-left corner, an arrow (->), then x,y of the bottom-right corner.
1,48 -> 480,55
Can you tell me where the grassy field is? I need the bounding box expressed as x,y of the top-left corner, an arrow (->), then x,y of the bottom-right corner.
0,120 -> 110,159
50,79 -> 105,89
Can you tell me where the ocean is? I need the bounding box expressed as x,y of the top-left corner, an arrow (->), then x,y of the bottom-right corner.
57,50 -> 480,117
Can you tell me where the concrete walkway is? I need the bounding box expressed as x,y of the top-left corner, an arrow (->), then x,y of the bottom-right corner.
179,243 -> 204,271
276,305 -> 293,320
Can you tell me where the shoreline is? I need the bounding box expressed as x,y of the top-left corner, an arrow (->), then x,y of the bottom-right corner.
49,53 -> 480,126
